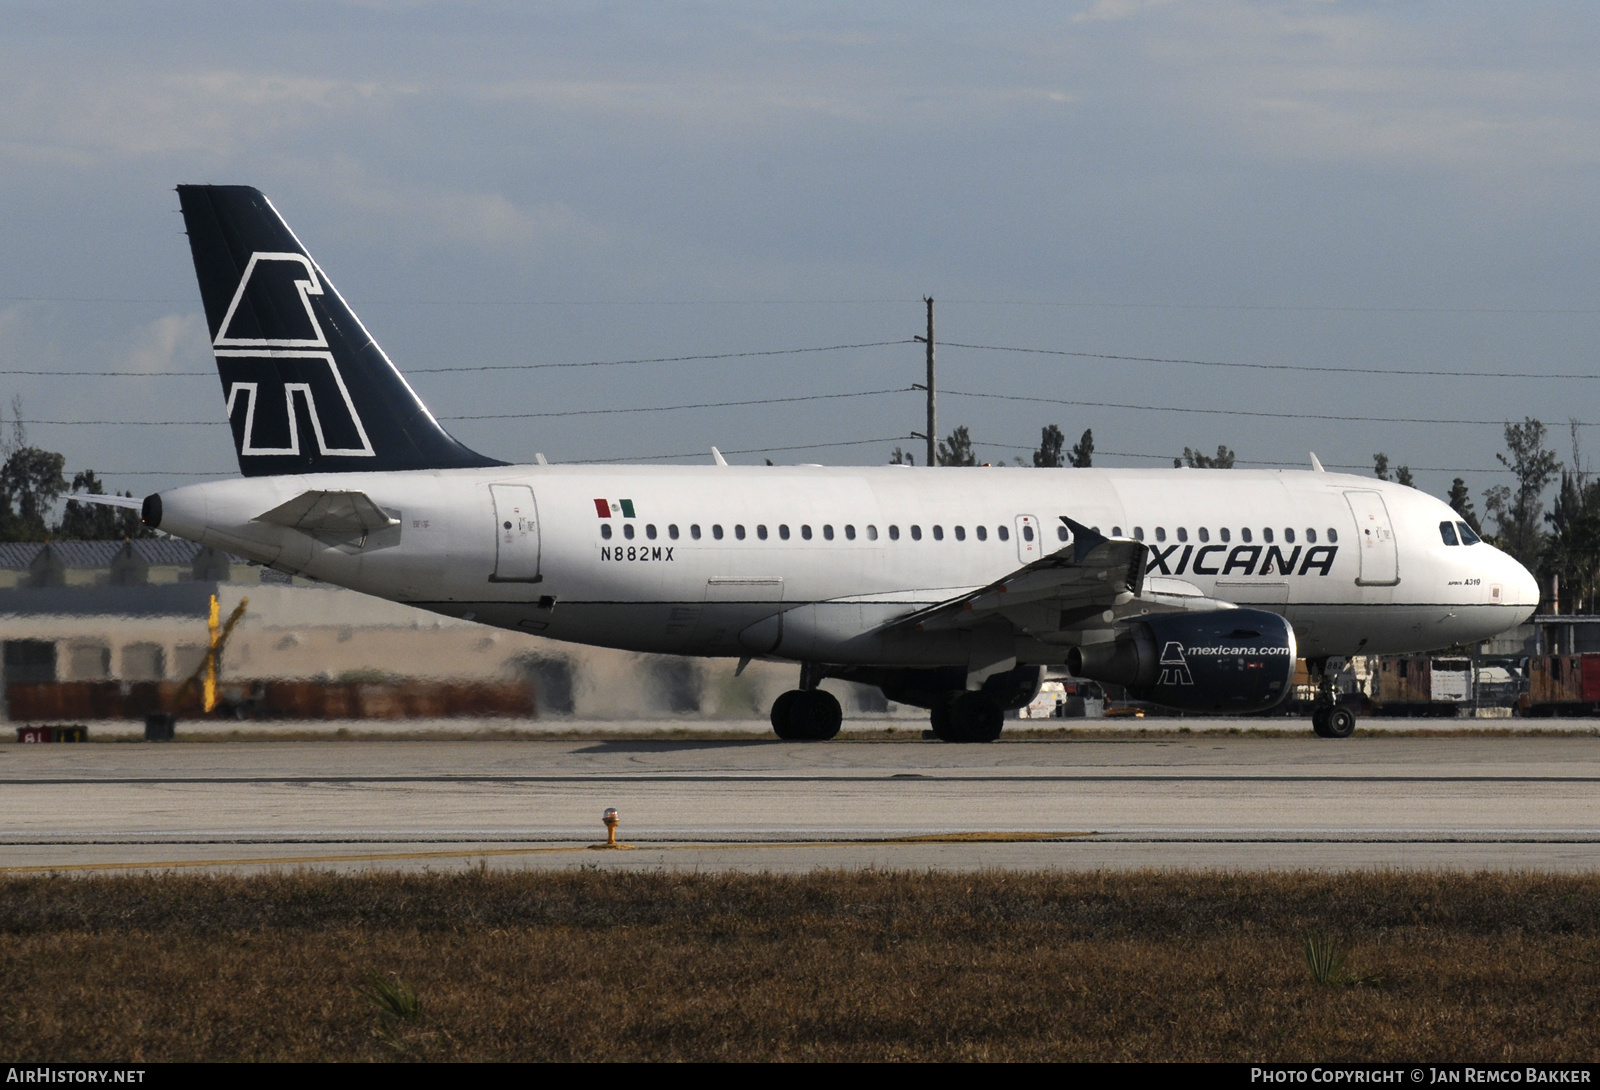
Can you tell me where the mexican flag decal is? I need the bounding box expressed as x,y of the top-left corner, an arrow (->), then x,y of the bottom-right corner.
593,498 -> 636,518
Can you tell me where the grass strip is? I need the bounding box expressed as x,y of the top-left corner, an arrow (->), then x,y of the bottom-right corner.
1,869 -> 1597,1062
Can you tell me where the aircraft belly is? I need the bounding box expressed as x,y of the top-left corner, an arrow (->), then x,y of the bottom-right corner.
772,601 -> 966,664
1289,603 -> 1530,658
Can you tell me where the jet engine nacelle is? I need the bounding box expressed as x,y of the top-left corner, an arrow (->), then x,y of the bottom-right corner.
1066,609 -> 1296,714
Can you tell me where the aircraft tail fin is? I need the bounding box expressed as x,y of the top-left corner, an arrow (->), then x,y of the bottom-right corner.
176,185 -> 504,477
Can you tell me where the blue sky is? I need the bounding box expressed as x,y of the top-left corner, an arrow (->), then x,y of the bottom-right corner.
1,1 -> 1597,509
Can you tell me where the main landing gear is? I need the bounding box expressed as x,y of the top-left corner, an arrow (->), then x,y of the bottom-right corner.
770,688 -> 843,741
1308,657 -> 1356,738
929,690 -> 1005,744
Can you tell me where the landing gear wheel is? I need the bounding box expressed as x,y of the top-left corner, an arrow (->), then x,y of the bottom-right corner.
769,689 -> 843,741
1325,707 -> 1356,738
929,691 -> 1004,743
770,690 -> 805,740
1311,707 -> 1332,738
798,688 -> 843,740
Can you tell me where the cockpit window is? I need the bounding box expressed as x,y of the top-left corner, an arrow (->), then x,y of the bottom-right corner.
1439,520 -> 1460,546
1457,521 -> 1481,545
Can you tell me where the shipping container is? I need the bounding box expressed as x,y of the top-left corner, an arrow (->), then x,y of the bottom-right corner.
1523,653 -> 1600,715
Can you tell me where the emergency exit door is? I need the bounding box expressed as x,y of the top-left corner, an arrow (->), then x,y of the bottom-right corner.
490,484 -> 542,582
1015,514 -> 1041,564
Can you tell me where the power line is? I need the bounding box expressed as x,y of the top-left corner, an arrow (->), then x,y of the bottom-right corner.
941,340 -> 1600,381
0,297 -> 920,308
966,440 -> 1509,475
16,381 -> 1587,429
938,300 -> 1600,316
941,389 -> 1586,428
447,388 -> 909,421
11,388 -> 912,425
0,339 -> 914,378
8,295 -> 1594,314
575,437 -> 908,464
409,340 -> 914,374
0,370 -> 206,377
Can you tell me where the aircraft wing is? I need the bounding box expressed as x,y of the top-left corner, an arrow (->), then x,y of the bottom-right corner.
253,490 -> 399,534
889,517 -> 1221,643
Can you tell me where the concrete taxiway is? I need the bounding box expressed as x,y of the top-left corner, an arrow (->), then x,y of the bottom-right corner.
1,732 -> 1597,874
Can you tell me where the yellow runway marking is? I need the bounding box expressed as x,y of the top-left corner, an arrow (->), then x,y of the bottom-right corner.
0,832 -> 1096,874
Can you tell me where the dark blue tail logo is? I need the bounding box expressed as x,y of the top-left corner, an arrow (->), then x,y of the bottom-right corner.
214,252 -> 374,460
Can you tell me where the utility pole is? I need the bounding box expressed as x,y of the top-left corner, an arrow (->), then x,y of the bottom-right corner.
911,297 -> 936,466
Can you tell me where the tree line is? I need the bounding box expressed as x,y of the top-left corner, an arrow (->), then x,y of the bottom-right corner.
0,409 -> 149,542
902,417 -> 1588,614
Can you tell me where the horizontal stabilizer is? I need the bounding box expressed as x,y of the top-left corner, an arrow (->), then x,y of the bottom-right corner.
67,493 -> 144,511
253,490 -> 399,534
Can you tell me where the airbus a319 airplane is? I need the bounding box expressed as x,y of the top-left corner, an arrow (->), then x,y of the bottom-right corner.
97,186 -> 1541,741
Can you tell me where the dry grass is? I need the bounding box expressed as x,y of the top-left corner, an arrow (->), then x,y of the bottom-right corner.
2,869 -> 1598,1061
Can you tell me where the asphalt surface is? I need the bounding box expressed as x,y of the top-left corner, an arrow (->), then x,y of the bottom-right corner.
2,731 -> 1597,873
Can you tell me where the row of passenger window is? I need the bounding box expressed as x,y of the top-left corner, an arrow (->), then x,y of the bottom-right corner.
600,522 -> 1018,542
1093,525 -> 1339,545
598,521 -> 1343,546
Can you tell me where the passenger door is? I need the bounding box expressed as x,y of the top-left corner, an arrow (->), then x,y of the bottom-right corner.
1344,490 -> 1398,585
489,484 -> 541,582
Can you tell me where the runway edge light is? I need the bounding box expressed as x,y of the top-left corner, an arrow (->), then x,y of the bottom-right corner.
590,807 -> 633,851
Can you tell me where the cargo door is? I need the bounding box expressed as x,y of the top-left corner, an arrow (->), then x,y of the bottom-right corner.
1014,514 -> 1041,564
489,484 -> 541,582
1344,491 -> 1399,585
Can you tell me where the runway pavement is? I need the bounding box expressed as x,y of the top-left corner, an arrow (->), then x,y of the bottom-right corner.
2,732 -> 1597,873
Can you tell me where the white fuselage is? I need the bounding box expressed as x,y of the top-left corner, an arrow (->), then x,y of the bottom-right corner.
154,463 -> 1540,665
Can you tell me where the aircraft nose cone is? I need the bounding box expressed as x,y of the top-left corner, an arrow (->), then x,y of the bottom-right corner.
1507,556 -> 1541,615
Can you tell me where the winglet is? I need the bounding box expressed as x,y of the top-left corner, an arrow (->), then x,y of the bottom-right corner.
1309,451 -> 1326,473
711,447 -> 729,467
1060,516 -> 1108,564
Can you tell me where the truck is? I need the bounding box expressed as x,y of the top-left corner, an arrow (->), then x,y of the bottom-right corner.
1017,679 -> 1106,719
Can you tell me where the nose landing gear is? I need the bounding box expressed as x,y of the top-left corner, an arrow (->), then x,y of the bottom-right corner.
1311,705 -> 1356,738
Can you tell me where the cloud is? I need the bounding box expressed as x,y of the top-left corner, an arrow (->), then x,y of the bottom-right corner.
1097,2 -> 1600,173
1073,0 -> 1180,25
278,155 -> 615,261
478,76 -> 1075,131
0,68 -> 407,163
119,313 -> 211,375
